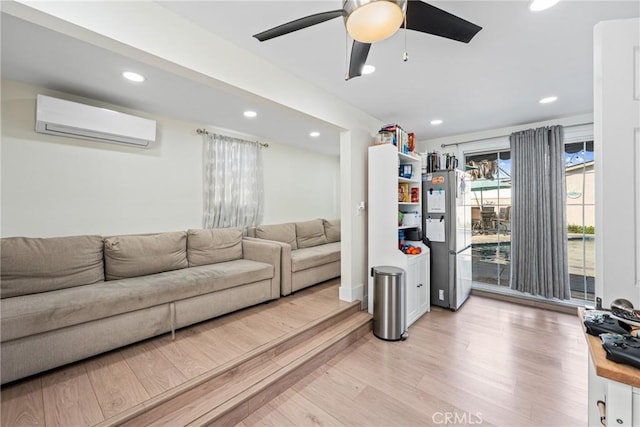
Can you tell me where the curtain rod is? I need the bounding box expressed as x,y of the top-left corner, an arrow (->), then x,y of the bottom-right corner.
196,128 -> 269,148
439,121 -> 593,149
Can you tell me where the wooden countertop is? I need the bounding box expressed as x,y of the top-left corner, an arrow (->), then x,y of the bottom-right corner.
578,308 -> 640,388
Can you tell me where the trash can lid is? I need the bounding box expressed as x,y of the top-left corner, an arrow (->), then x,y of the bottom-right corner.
372,266 -> 405,276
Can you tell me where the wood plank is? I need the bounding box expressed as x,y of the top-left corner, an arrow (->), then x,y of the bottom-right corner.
180,322 -> 249,366
153,332 -> 219,379
241,400 -> 298,427
249,388 -> 343,427
0,378 -> 45,426
147,361 -> 282,426
120,340 -> 188,397
84,351 -> 150,419
41,364 -> 104,427
578,307 -> 640,387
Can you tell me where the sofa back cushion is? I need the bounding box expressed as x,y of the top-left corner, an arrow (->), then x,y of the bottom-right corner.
104,232 -> 188,280
323,219 -> 341,243
187,228 -> 243,267
255,223 -> 298,250
0,235 -> 105,298
296,219 -> 328,249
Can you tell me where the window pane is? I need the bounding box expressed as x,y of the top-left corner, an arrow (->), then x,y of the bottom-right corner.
467,151 -> 511,288
564,141 -> 595,302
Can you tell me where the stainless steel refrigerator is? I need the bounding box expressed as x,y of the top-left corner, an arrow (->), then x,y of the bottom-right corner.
422,170 -> 472,310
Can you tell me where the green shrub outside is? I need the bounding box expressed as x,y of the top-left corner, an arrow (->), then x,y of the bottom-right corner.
567,224 -> 595,234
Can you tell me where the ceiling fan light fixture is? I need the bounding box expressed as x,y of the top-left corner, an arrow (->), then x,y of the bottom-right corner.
344,0 -> 406,43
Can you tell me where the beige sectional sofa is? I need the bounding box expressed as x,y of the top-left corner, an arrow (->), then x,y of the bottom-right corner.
0,228 -> 281,384
247,219 -> 340,296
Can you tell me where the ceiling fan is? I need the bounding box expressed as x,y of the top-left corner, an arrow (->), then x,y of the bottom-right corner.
253,0 -> 482,80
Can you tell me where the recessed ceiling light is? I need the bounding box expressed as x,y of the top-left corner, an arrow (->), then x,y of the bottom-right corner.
309,131 -> 320,138
430,119 -> 443,125
122,71 -> 145,82
529,0 -> 560,12
243,110 -> 257,118
539,96 -> 558,104
362,65 -> 376,75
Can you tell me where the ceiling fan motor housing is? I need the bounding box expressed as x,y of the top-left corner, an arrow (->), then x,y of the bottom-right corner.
343,0 -> 408,43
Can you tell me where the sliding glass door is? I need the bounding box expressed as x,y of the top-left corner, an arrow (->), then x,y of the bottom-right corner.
467,141 -> 595,302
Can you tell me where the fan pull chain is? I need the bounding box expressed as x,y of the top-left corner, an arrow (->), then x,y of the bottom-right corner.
403,13 -> 408,62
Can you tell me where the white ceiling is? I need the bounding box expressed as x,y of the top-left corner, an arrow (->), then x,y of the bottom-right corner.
2,1 -> 639,155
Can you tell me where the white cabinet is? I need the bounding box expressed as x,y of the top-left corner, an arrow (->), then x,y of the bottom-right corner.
368,143 -> 430,327
588,352 -> 639,427
405,253 -> 430,326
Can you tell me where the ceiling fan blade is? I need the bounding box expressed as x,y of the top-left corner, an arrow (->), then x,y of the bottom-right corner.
405,1 -> 482,43
347,41 -> 371,80
253,9 -> 344,42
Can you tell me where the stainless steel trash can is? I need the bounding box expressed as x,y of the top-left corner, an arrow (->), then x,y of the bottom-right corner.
371,266 -> 407,341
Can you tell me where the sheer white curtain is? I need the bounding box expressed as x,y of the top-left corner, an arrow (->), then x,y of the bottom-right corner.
203,133 -> 264,229
510,125 -> 570,299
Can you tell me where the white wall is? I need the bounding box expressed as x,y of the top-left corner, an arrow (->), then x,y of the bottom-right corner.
262,142 -> 339,224
1,79 -> 341,237
339,128 -> 372,303
418,114 -> 594,157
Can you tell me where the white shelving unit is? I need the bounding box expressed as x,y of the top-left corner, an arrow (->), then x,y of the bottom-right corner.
368,143 -> 430,327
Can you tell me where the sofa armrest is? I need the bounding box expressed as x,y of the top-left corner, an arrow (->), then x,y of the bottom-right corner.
243,237 -> 292,297
242,238 -> 283,300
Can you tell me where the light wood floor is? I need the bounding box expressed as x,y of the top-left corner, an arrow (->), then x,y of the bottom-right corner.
1,281 -> 588,427
239,295 -> 589,427
0,279 -> 351,426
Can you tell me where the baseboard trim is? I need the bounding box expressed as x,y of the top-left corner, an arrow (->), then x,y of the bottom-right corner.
471,286 -> 584,315
339,283 -> 364,304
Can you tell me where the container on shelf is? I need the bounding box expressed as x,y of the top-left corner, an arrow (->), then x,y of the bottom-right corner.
398,183 -> 409,202
406,229 -> 422,241
402,211 -> 420,227
398,229 -> 406,249
411,187 -> 419,203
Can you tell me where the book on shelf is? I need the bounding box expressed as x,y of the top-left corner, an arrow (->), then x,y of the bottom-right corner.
378,124 -> 409,154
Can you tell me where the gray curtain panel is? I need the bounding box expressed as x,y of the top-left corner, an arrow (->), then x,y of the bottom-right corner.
509,125 -> 570,299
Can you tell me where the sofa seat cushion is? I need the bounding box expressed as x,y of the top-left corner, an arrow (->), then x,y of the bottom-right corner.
1,235 -> 104,298
290,242 -> 341,273
1,259 -> 273,342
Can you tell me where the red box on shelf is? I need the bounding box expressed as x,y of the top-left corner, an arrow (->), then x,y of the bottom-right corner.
411,188 -> 419,203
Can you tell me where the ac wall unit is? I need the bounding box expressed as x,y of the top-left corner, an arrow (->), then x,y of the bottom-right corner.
36,94 -> 156,148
